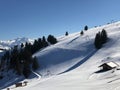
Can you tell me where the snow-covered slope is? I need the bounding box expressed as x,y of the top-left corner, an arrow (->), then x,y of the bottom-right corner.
4,21 -> 120,90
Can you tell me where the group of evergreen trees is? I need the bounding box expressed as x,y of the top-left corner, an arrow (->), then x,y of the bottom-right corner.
47,35 -> 57,44
94,29 -> 108,49
0,35 -> 57,78
20,35 -> 57,55
30,36 -> 49,54
1,45 -> 38,78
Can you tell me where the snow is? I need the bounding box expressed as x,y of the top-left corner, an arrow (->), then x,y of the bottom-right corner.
106,62 -> 118,68
0,37 -> 34,51
2,21 -> 120,90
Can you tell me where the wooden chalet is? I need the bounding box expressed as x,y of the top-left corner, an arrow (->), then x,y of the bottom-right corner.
99,61 -> 119,71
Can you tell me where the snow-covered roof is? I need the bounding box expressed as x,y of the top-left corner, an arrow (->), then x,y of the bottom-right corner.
106,62 -> 118,68
99,61 -> 119,68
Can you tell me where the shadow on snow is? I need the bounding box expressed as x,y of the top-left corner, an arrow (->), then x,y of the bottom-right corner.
58,49 -> 97,75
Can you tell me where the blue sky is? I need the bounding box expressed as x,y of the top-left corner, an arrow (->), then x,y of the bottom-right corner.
0,0 -> 120,40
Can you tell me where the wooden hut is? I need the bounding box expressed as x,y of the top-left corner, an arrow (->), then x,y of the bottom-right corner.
23,81 -> 28,86
15,82 -> 22,87
99,61 -> 119,71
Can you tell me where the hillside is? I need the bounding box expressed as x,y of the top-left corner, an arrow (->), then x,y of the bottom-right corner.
2,21 -> 120,90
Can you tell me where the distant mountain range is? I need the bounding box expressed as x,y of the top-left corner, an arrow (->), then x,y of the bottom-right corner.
0,37 -> 34,51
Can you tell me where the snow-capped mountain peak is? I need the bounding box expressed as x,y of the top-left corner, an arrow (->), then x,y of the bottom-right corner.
0,37 -> 34,50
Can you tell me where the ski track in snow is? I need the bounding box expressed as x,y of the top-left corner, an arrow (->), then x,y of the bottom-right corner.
31,70 -> 41,80
67,36 -> 79,45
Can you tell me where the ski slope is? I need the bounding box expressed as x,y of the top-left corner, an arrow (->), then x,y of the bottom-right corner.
4,21 -> 120,90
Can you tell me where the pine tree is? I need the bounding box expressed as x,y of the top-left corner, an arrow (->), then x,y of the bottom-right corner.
42,36 -> 48,47
23,49 -> 32,64
38,38 -> 42,49
10,45 -> 19,69
94,32 -> 102,49
4,51 -> 10,68
101,29 -> 108,44
32,40 -> 39,54
65,31 -> 68,36
32,56 -> 39,70
21,43 -> 24,48
80,31 -> 84,35
19,49 -> 24,64
15,58 -> 22,75
84,25 -> 88,31
23,64 -> 31,78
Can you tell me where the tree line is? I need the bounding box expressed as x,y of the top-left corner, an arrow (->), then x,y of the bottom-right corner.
0,35 -> 57,78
